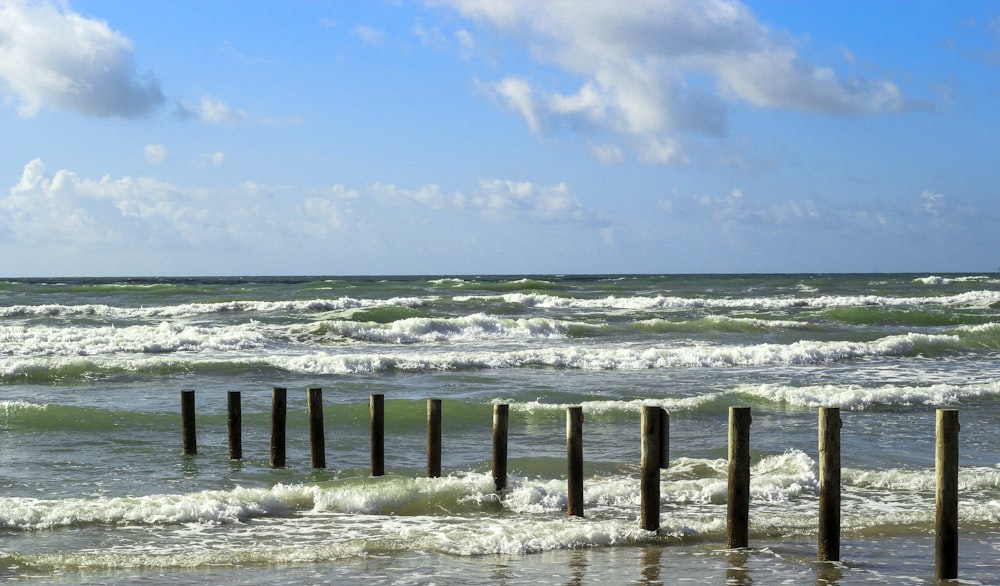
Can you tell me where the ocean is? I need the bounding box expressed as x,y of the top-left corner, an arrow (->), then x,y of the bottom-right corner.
1,273 -> 999,584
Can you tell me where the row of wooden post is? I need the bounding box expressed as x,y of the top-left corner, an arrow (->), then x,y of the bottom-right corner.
183,388 -> 441,477
717,406 -> 959,582
181,390 -> 961,581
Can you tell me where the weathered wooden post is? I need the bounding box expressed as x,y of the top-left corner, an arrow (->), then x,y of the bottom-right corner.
493,403 -> 509,492
567,406 -> 584,517
181,389 -> 197,455
270,387 -> 287,467
818,407 -> 841,561
936,408 -> 959,581
227,391 -> 242,460
371,394 -> 385,477
308,386 -> 326,469
427,399 -> 442,478
640,405 -> 663,531
727,406 -> 751,549
660,407 -> 669,470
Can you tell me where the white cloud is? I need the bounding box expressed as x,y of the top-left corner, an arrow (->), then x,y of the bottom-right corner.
354,24 -> 385,45
1,160 -> 598,271
144,144 -> 168,164
177,95 -> 248,125
0,0 -> 163,118
2,159 -> 182,246
364,178 -> 590,224
412,23 -> 447,51
176,94 -> 300,127
656,186 -> 984,235
473,179 -> 584,223
439,0 -> 906,164
588,142 -> 625,165
638,137 -> 689,167
199,151 -> 226,167
455,29 -> 477,59
482,77 -> 540,133
921,190 -> 944,215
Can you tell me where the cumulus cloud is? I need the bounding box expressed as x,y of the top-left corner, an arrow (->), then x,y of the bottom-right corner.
438,0 -> 906,165
367,179 -> 587,224
471,179 -> 585,223
1,160 -> 593,262
0,0 -> 163,118
2,159 -> 187,246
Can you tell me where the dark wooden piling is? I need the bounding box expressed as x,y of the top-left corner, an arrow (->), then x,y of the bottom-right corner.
640,405 -> 663,531
270,387 -> 287,468
227,391 -> 242,460
936,408 -> 959,581
818,407 -> 841,562
371,394 -> 385,477
492,403 -> 509,492
726,406 -> 751,549
308,386 -> 326,468
427,399 -> 442,478
567,406 -> 584,517
659,408 -> 669,470
181,389 -> 197,455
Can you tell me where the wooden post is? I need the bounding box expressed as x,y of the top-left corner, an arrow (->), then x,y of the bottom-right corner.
567,406 -> 584,517
181,389 -> 197,455
640,405 -> 663,531
270,387 -> 287,468
660,408 -> 669,470
818,407 -> 841,561
936,409 -> 959,581
371,394 -> 385,477
726,406 -> 751,549
227,391 -> 242,460
427,399 -> 442,478
308,386 -> 326,469
493,403 -> 509,492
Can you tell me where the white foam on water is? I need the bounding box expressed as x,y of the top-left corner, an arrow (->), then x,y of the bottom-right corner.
504,394 -> 725,415
0,399 -> 48,413
266,331 -> 961,374
315,313 -> 572,344
3,326 -> 971,379
3,460 -> 999,570
455,289 -> 1000,311
0,296 -> 429,320
914,275 -> 995,285
0,321 -> 271,356
734,381 -> 1000,410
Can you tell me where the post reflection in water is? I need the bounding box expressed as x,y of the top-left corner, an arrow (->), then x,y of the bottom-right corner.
563,549 -> 588,586
639,546 -> 663,585
726,549 -> 753,585
814,560 -> 844,585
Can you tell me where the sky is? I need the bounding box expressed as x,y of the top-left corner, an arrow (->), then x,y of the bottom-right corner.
1,0 -> 999,277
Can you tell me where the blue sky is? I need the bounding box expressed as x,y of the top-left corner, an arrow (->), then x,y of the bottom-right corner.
1,0 -> 999,276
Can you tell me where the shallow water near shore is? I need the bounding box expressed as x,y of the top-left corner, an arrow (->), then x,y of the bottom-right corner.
3,274 -> 1000,584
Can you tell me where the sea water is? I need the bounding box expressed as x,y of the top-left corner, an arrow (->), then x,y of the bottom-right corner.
2,274 -> 999,584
